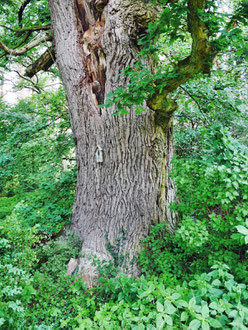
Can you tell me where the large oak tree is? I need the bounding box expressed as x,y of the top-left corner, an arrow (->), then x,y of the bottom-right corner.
47,0 -> 214,282
1,0 -> 245,282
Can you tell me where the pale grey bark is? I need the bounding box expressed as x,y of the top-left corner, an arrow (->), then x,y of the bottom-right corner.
48,0 -> 177,282
0,35 -> 52,55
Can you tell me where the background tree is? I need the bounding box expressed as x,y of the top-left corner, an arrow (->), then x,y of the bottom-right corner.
0,0 -> 55,94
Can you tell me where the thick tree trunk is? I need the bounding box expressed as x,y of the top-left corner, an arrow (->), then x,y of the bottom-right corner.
48,0 -> 177,282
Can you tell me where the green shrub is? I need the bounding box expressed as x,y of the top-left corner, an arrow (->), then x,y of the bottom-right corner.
0,212 -> 38,328
24,236 -> 85,328
74,264 -> 248,329
0,193 -> 31,219
139,127 -> 248,283
12,169 -> 76,235
0,208 -> 83,329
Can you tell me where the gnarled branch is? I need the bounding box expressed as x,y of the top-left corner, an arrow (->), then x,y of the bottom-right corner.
13,69 -> 42,93
148,0 -> 213,112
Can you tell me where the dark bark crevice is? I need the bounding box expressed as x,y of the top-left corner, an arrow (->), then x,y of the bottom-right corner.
75,0 -> 91,31
83,20 -> 106,108
75,0 -> 107,111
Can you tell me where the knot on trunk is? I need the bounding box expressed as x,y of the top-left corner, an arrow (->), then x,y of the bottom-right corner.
122,3 -> 160,39
94,0 -> 108,12
148,95 -> 178,129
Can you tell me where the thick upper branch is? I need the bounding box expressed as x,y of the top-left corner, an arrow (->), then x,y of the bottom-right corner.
148,0 -> 212,112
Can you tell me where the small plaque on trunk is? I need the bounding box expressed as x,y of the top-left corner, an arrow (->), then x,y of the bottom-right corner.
95,145 -> 103,163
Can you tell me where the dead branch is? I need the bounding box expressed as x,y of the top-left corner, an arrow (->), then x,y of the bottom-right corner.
25,47 -> 55,77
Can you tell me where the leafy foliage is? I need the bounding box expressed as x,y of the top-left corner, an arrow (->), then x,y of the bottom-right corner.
101,0 -> 248,116
0,0 -> 247,328
0,89 -> 76,233
0,210 -> 83,329
0,211 -> 38,328
139,126 -> 248,283
0,0 -> 51,67
80,264 -> 248,329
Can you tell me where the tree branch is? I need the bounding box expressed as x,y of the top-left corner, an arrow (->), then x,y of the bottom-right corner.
0,35 -> 52,56
13,70 -> 42,93
25,47 -> 55,77
62,157 -> 76,161
179,86 -> 211,126
19,0 -> 33,26
148,0 -> 213,112
0,24 -> 51,33
0,32 -> 32,59
13,31 -> 32,48
36,115 -> 63,132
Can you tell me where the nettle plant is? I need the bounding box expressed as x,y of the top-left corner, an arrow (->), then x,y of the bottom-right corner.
234,219 -> 248,245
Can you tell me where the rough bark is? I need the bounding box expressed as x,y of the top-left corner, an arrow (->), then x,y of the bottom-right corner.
48,0 -> 177,283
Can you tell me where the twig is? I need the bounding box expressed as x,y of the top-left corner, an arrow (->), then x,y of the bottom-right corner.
36,115 -> 63,132
13,70 -> 42,94
179,85 -> 212,126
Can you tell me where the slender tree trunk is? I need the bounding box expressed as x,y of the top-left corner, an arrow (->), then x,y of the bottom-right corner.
48,0 -> 177,282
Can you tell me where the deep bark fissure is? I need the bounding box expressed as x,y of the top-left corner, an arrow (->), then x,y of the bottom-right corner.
48,0 -> 176,282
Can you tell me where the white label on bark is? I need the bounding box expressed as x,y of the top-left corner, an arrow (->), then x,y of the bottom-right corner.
95,146 -> 103,163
